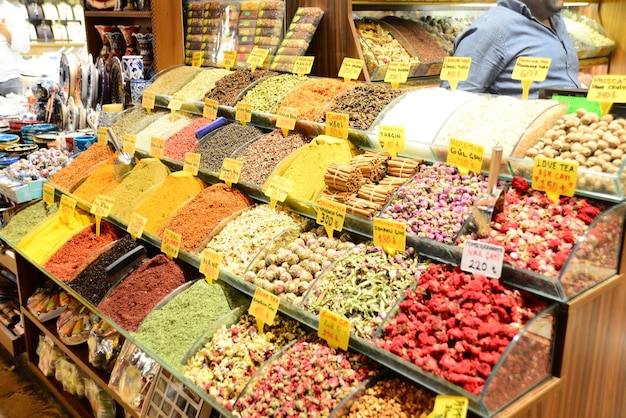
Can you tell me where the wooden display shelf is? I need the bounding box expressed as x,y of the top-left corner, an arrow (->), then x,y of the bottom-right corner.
21,308 -> 139,418
0,321 -> 23,357
84,10 -> 151,18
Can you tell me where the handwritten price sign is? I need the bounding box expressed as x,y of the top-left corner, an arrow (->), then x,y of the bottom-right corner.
447,138 -> 484,175
249,287 -> 280,333
236,102 -> 252,126
384,61 -> 410,89
460,240 -> 504,279
150,137 -> 165,159
440,57 -> 471,91
222,50 -> 237,70
378,125 -> 405,157
183,152 -> 201,176
43,183 -> 55,206
203,98 -> 219,121
200,248 -> 221,285
90,194 -> 115,218
292,56 -> 314,76
161,229 -> 182,260
264,176 -> 293,209
325,112 -> 349,139
127,212 -> 147,240
318,308 -> 350,350
338,57 -> 364,82
512,57 -> 551,100
123,134 -> 136,155
219,158 -> 243,187
276,106 -> 298,137
142,90 -> 156,112
532,157 -> 578,204
587,75 -> 626,116
59,195 -> 77,224
316,198 -> 346,238
428,396 -> 468,418
373,217 -> 406,256
247,46 -> 270,71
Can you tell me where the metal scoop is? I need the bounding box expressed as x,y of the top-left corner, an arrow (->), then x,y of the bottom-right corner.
106,127 -> 135,181
472,143 -> 506,238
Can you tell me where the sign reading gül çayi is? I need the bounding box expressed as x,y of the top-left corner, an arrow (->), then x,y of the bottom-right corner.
446,138 -> 484,175
460,239 -> 504,279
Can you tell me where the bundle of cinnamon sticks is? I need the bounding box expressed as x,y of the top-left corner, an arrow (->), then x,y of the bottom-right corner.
350,150 -> 390,183
324,163 -> 363,193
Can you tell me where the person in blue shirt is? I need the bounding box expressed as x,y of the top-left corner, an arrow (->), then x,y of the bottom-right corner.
441,0 -> 581,98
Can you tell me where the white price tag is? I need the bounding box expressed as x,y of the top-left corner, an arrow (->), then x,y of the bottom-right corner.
460,240 -> 504,279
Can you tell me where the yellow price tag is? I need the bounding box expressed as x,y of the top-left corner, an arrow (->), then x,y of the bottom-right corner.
532,157 -> 578,204
191,51 -> 203,67
203,98 -> 219,121
223,50 -> 237,70
219,158 -> 243,187
318,308 -> 351,350
325,112 -> 349,139
123,133 -> 136,155
384,61 -> 410,89
150,137 -> 165,159
428,396 -> 468,418
248,287 -> 280,333
97,126 -> 108,146
43,183 -> 55,206
316,198 -> 346,238
511,57 -> 551,100
168,93 -> 185,112
275,106 -> 298,137
265,176 -> 293,209
440,57 -> 472,91
59,194 -> 77,224
161,229 -> 182,259
127,212 -> 147,240
338,57 -> 364,82
183,152 -> 201,176
90,194 -> 115,218
378,125 -> 405,157
142,90 -> 156,112
235,102 -> 252,126
373,217 -> 406,256
200,248 -> 222,285
587,75 -> 626,116
292,56 -> 314,77
446,138 -> 484,175
246,46 -> 270,72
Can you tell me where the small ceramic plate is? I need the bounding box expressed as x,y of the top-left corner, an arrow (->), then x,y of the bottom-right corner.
59,53 -> 71,104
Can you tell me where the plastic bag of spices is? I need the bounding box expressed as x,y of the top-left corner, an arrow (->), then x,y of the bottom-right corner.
88,317 -> 124,372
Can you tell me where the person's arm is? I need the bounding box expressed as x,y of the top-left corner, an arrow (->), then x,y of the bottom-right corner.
449,25 -> 507,94
1,16 -> 30,54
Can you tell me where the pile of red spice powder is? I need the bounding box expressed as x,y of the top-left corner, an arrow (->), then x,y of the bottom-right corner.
163,117 -> 208,161
43,221 -> 124,282
97,254 -> 187,332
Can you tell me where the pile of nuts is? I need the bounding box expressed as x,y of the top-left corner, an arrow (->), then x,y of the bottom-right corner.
525,109 -> 626,175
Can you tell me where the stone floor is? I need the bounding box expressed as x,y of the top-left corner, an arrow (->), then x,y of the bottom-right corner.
0,345 -> 70,418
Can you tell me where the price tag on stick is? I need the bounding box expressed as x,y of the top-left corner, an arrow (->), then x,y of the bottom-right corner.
191,51 -> 203,67
318,308 -> 351,350
200,248 -> 221,285
316,198 -> 346,238
325,112 -> 349,139
150,137 -> 165,159
249,287 -> 279,333
587,75 -> 626,116
275,106 -> 298,137
127,212 -> 147,240
460,239 -> 504,279
222,50 -> 236,71
447,138 -> 484,175
123,134 -> 136,155
511,57 -> 551,100
161,229 -> 182,260
142,90 -> 155,113
440,57 -> 472,91
373,218 -> 406,256
235,102 -> 252,126
97,126 -> 108,146
247,46 -> 270,72
59,195 -> 76,225
90,194 -> 115,237
384,61 -> 410,89
183,152 -> 201,176
338,57 -> 364,82
43,183 -> 55,206
292,56 -> 314,77
264,176 -> 293,210
427,396 -> 469,418
532,157 -> 578,204
219,158 -> 243,187
203,98 -> 219,121
378,125 -> 405,157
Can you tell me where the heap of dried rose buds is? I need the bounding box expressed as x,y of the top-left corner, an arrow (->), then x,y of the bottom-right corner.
243,226 -> 361,305
235,337 -> 377,417
457,177 -> 605,278
304,245 -> 427,340
184,314 -> 306,411
379,163 -> 488,244
376,263 -> 547,395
